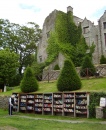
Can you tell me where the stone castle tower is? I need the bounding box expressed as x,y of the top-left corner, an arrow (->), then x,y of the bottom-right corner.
37,6 -> 106,70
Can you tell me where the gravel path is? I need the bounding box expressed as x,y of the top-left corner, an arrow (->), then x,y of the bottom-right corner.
8,115 -> 106,124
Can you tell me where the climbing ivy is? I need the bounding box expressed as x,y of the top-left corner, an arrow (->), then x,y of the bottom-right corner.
46,10 -> 88,66
46,31 -> 59,65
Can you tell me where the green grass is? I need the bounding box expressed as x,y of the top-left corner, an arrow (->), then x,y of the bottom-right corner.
0,109 -> 106,130
0,77 -> 106,96
0,78 -> 106,129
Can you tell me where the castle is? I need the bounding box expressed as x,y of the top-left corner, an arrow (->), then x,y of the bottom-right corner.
37,6 -> 106,70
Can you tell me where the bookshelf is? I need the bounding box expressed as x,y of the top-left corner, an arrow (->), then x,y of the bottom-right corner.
19,93 -> 27,112
26,94 -> 35,113
43,93 -> 53,115
18,92 -> 89,118
35,93 -> 43,114
53,93 -> 63,116
12,93 -> 19,112
63,92 -> 75,117
75,92 -> 89,118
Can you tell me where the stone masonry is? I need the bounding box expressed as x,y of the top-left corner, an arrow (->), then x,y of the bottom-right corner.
37,6 -> 106,70
0,96 -> 9,109
42,64 -> 106,81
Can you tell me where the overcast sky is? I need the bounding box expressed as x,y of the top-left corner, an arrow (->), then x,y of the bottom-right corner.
0,0 -> 106,29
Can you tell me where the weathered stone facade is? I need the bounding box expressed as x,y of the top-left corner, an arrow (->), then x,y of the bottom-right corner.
37,6 -> 106,69
37,9 -> 57,63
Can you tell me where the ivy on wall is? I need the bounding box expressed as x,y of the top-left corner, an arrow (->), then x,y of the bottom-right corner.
46,10 -> 88,67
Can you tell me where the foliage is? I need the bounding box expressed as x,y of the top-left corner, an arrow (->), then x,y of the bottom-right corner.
72,37 -> 88,66
89,92 -> 106,118
46,11 -> 88,67
88,42 -> 96,58
54,64 -> 60,70
0,19 -> 41,75
100,55 -> 106,64
80,55 -> 96,77
46,32 -> 59,65
66,12 -> 81,46
0,49 -> 19,86
9,74 -> 23,87
31,61 -> 45,81
20,66 -> 39,93
57,59 -> 82,91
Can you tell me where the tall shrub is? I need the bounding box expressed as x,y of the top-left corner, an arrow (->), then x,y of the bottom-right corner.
54,64 -> 60,70
57,59 -> 82,91
20,66 -> 39,93
100,55 -> 106,64
80,55 -> 96,77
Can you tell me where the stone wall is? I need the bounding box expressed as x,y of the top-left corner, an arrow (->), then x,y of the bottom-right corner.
96,106 -> 104,118
0,96 -> 9,109
42,64 -> 106,81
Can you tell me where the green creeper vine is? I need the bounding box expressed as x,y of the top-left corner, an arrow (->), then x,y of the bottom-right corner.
46,10 -> 88,66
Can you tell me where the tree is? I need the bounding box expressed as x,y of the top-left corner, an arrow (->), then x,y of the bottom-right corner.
0,19 -> 42,75
72,37 -> 88,67
20,66 -> 39,93
100,55 -> 106,64
54,64 -> 60,70
80,55 -> 96,77
31,61 -> 45,81
0,49 -> 19,88
57,59 -> 82,91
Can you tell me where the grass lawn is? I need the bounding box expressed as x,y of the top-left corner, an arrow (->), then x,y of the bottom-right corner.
0,77 -> 106,129
0,77 -> 106,96
0,109 -> 106,130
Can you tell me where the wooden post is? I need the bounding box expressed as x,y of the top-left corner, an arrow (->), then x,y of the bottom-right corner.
87,68 -> 89,79
48,72 -> 49,83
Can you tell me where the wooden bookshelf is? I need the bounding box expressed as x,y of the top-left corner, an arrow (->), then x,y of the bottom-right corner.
12,93 -> 19,112
19,93 -> 27,112
43,93 -> 53,115
26,94 -> 35,113
53,93 -> 63,116
35,93 -> 43,114
75,92 -> 89,118
63,92 -> 75,117
18,92 -> 89,118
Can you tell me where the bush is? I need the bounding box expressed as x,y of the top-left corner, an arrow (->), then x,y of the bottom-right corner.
54,64 -> 60,70
89,92 -> 106,118
57,59 -> 82,91
100,55 -> 106,64
20,66 -> 39,93
80,55 -> 96,77
31,62 -> 45,81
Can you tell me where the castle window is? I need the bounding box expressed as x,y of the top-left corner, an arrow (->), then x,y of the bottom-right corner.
104,33 -> 106,46
103,22 -> 106,29
83,26 -> 89,34
39,56 -> 42,62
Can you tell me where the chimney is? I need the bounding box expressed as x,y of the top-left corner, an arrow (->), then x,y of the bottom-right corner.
67,6 -> 73,14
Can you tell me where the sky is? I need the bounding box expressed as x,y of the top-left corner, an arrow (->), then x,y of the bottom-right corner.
0,0 -> 106,29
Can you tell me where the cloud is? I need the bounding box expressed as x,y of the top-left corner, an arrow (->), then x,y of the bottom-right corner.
0,0 -> 106,28
19,4 -> 41,12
